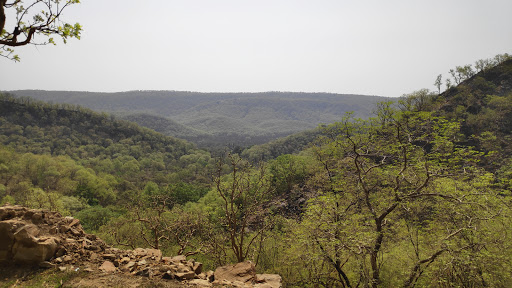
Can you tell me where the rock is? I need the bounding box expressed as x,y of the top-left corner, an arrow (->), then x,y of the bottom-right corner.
67,218 -> 80,228
86,245 -> 100,251
106,247 -> 119,254
58,225 -> 69,233
55,247 -> 67,257
137,259 -> 147,266
212,279 -> 250,288
193,262 -> 203,274
69,228 -> 82,236
14,224 -> 40,242
206,270 -> 215,282
122,261 -> 136,272
177,262 -> 190,273
136,267 -> 154,278
161,256 -> 173,263
158,265 -> 174,273
99,261 -> 116,273
86,234 -> 97,241
103,253 -> 116,260
132,248 -> 162,259
13,224 -> 39,246
63,255 -> 73,263
31,212 -> 43,224
175,271 -> 196,280
120,256 -> 130,263
214,261 -> 256,284
39,261 -> 56,269
59,266 -> 68,272
171,255 -> 186,263
65,238 -> 76,244
12,236 -> 58,263
255,274 -> 282,288
162,271 -> 174,280
0,221 -> 16,262
146,248 -> 162,259
188,279 -> 212,287
64,216 -> 75,222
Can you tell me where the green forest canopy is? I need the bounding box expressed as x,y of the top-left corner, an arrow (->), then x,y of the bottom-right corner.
1,55 -> 512,287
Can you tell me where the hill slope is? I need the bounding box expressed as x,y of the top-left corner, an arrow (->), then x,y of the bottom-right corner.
0,93 -> 214,206
6,90 -> 388,146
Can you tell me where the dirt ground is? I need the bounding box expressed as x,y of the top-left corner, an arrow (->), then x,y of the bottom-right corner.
0,265 -> 188,288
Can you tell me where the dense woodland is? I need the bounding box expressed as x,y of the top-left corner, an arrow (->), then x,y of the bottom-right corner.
1,55 -> 512,287
5,90 -> 387,147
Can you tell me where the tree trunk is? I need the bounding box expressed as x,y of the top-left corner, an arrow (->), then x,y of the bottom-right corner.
0,0 -> 6,34
371,219 -> 383,288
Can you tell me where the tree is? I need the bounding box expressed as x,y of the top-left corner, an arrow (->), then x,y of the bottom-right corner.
0,0 -> 81,61
449,65 -> 475,85
293,103 -> 495,288
474,58 -> 494,73
213,154 -> 274,263
445,78 -> 452,90
434,74 -> 442,94
399,89 -> 435,112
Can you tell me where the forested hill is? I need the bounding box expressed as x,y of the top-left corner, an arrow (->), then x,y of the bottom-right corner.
242,57 -> 512,164
0,93 -> 214,205
0,94 -> 192,158
5,90 -> 388,146
418,58 -> 512,171
2,57 -> 512,287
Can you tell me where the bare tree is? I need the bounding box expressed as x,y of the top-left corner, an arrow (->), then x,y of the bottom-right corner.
214,154 -> 274,263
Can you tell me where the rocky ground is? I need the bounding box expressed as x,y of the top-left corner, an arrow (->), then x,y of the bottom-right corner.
0,205 -> 281,287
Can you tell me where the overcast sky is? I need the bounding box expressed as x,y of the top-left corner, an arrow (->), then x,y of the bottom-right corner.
1,0 -> 511,97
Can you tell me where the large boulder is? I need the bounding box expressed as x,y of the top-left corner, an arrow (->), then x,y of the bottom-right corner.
0,220 -> 19,261
12,236 -> 58,263
255,274 -> 282,288
0,205 -> 67,264
214,261 -> 256,284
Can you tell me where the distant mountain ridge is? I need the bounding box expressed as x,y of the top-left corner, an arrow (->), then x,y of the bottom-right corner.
5,90 -> 388,146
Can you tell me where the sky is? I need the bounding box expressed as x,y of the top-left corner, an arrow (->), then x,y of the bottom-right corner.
1,0 -> 512,97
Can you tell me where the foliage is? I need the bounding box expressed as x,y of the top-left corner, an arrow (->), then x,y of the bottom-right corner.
437,53 -> 511,93
426,57 -> 512,170
99,196 -> 209,257
212,154 -> 275,263
258,102 -> 509,287
75,205 -> 117,232
0,93 -> 215,190
5,90 -> 388,148
0,0 -> 81,61
2,56 -> 512,287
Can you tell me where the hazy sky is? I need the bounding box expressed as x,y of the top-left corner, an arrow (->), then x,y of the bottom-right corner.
1,0 -> 511,97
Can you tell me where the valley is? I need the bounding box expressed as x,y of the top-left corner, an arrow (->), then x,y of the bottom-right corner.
6,90 -> 388,147
1,55 -> 512,287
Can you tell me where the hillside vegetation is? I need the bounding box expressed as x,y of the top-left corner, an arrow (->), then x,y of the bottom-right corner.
1,55 -> 512,287
0,94 -> 213,209
5,90 -> 388,147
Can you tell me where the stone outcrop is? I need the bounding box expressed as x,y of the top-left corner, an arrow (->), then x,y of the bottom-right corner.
0,205 -> 282,287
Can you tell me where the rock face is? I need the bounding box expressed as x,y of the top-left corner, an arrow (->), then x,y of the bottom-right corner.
0,206 -> 76,264
0,205 -> 282,287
